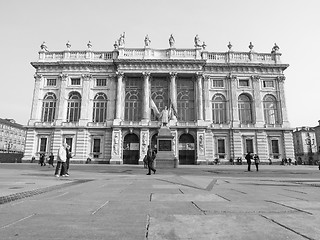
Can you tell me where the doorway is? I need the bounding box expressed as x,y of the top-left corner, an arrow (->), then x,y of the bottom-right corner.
123,133 -> 139,164
179,134 -> 195,165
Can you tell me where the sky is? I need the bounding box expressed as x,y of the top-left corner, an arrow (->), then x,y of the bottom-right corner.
0,0 -> 319,128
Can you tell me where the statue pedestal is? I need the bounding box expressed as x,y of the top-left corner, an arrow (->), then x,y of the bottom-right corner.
154,126 -> 177,168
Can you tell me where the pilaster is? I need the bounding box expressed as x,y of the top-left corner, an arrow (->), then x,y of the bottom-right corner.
79,74 -> 91,125
196,72 -> 204,122
228,75 -> 239,127
251,75 -> 264,127
28,73 -> 43,125
277,76 -> 290,127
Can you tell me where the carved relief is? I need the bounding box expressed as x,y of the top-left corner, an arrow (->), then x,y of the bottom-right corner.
251,75 -> 260,81
277,76 -> 286,82
141,132 -> 148,155
198,133 -> 204,155
113,132 -> 120,155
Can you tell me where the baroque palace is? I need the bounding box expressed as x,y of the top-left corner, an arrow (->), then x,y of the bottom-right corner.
22,34 -> 294,164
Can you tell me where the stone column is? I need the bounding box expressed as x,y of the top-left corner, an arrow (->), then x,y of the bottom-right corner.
55,74 -> 68,125
277,76 -> 290,128
114,72 -> 124,125
79,74 -> 91,126
251,75 -> 264,127
28,73 -> 43,125
169,72 -> 177,121
196,72 -> 204,122
203,75 -> 210,121
142,72 -> 150,123
228,74 -> 239,127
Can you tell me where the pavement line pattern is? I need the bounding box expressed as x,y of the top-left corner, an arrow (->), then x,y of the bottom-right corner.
91,200 -> 109,215
266,200 -> 313,215
260,214 -> 316,240
205,178 -> 217,191
0,213 -> 36,230
283,188 -> 307,194
0,179 -> 92,205
145,214 -> 150,239
191,201 -> 206,215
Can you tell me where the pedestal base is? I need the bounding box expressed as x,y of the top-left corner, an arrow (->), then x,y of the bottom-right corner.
109,157 -> 123,165
154,151 -> 178,168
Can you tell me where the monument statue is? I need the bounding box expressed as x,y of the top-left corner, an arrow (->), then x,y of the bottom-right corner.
194,34 -> 201,48
40,41 -> 48,52
160,106 -> 169,126
144,35 -> 151,48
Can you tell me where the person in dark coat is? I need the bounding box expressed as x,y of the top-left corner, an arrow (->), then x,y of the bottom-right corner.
253,154 -> 260,171
48,152 -> 54,167
64,144 -> 72,176
146,145 -> 156,175
245,152 -> 252,171
39,153 -> 46,166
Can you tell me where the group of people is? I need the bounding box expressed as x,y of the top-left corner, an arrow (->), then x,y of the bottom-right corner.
54,143 -> 72,177
245,152 -> 260,171
36,153 -> 55,167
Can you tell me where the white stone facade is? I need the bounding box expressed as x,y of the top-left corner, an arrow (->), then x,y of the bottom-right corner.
23,38 -> 294,164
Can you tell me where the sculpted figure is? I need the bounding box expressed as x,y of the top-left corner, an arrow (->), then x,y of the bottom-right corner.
118,32 -> 125,47
194,34 -> 201,47
160,106 -> 169,126
40,41 -> 48,52
169,34 -> 175,48
144,35 -> 151,47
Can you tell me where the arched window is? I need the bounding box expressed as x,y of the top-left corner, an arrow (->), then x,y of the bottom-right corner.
212,94 -> 227,124
93,93 -> 108,122
238,94 -> 253,124
125,78 -> 142,121
41,92 -> 56,122
263,95 -> 279,124
177,79 -> 195,121
67,92 -> 81,122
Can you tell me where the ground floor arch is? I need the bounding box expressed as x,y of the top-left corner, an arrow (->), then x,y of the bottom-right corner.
179,133 -> 195,165
123,133 -> 140,164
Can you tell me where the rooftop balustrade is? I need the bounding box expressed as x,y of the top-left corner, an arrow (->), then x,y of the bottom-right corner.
37,47 -> 281,64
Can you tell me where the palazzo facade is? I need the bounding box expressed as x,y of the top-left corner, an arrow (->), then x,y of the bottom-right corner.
23,36 -> 294,164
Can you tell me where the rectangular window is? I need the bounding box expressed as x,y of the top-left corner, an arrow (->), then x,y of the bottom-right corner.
217,139 -> 225,159
39,138 -> 47,153
96,79 -> 107,86
263,80 -> 274,88
71,78 -> 81,85
246,139 -> 254,153
239,79 -> 249,87
271,139 -> 280,159
47,79 -> 56,86
93,138 -> 101,158
212,80 -> 224,88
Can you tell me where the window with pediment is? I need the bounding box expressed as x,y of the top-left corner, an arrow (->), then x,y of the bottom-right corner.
67,92 -> 81,122
151,78 -> 169,120
93,93 -> 108,122
263,95 -> 279,124
238,94 -> 253,124
177,78 -> 195,121
212,94 -> 227,124
125,78 -> 142,121
41,92 -> 56,122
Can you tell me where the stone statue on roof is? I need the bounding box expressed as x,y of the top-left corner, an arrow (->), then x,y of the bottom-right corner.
194,34 -> 202,48
118,32 -> 125,47
144,35 -> 151,48
40,41 -> 48,52
169,34 -> 175,48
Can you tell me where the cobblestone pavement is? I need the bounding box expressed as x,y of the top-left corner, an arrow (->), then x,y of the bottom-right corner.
0,163 -> 320,240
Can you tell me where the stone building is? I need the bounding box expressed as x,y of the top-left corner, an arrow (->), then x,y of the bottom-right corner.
293,127 -> 317,165
0,118 -> 26,153
22,35 -> 294,164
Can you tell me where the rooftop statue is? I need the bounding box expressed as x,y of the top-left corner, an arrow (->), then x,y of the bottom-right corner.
169,34 -> 175,48
87,41 -> 92,50
144,35 -> 151,48
271,43 -> 280,53
118,32 -> 125,47
194,34 -> 202,48
40,41 -> 49,52
66,41 -> 71,50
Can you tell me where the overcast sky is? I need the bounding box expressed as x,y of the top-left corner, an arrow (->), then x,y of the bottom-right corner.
0,0 -> 319,128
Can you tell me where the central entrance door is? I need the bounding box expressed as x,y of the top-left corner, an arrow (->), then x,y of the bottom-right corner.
179,134 -> 195,165
123,133 -> 139,164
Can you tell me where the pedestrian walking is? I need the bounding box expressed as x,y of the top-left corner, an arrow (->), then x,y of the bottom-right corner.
39,153 -> 46,166
54,143 -> 67,177
48,152 -> 54,167
146,145 -> 156,175
254,154 -> 260,171
245,152 -> 252,171
65,144 -> 72,176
